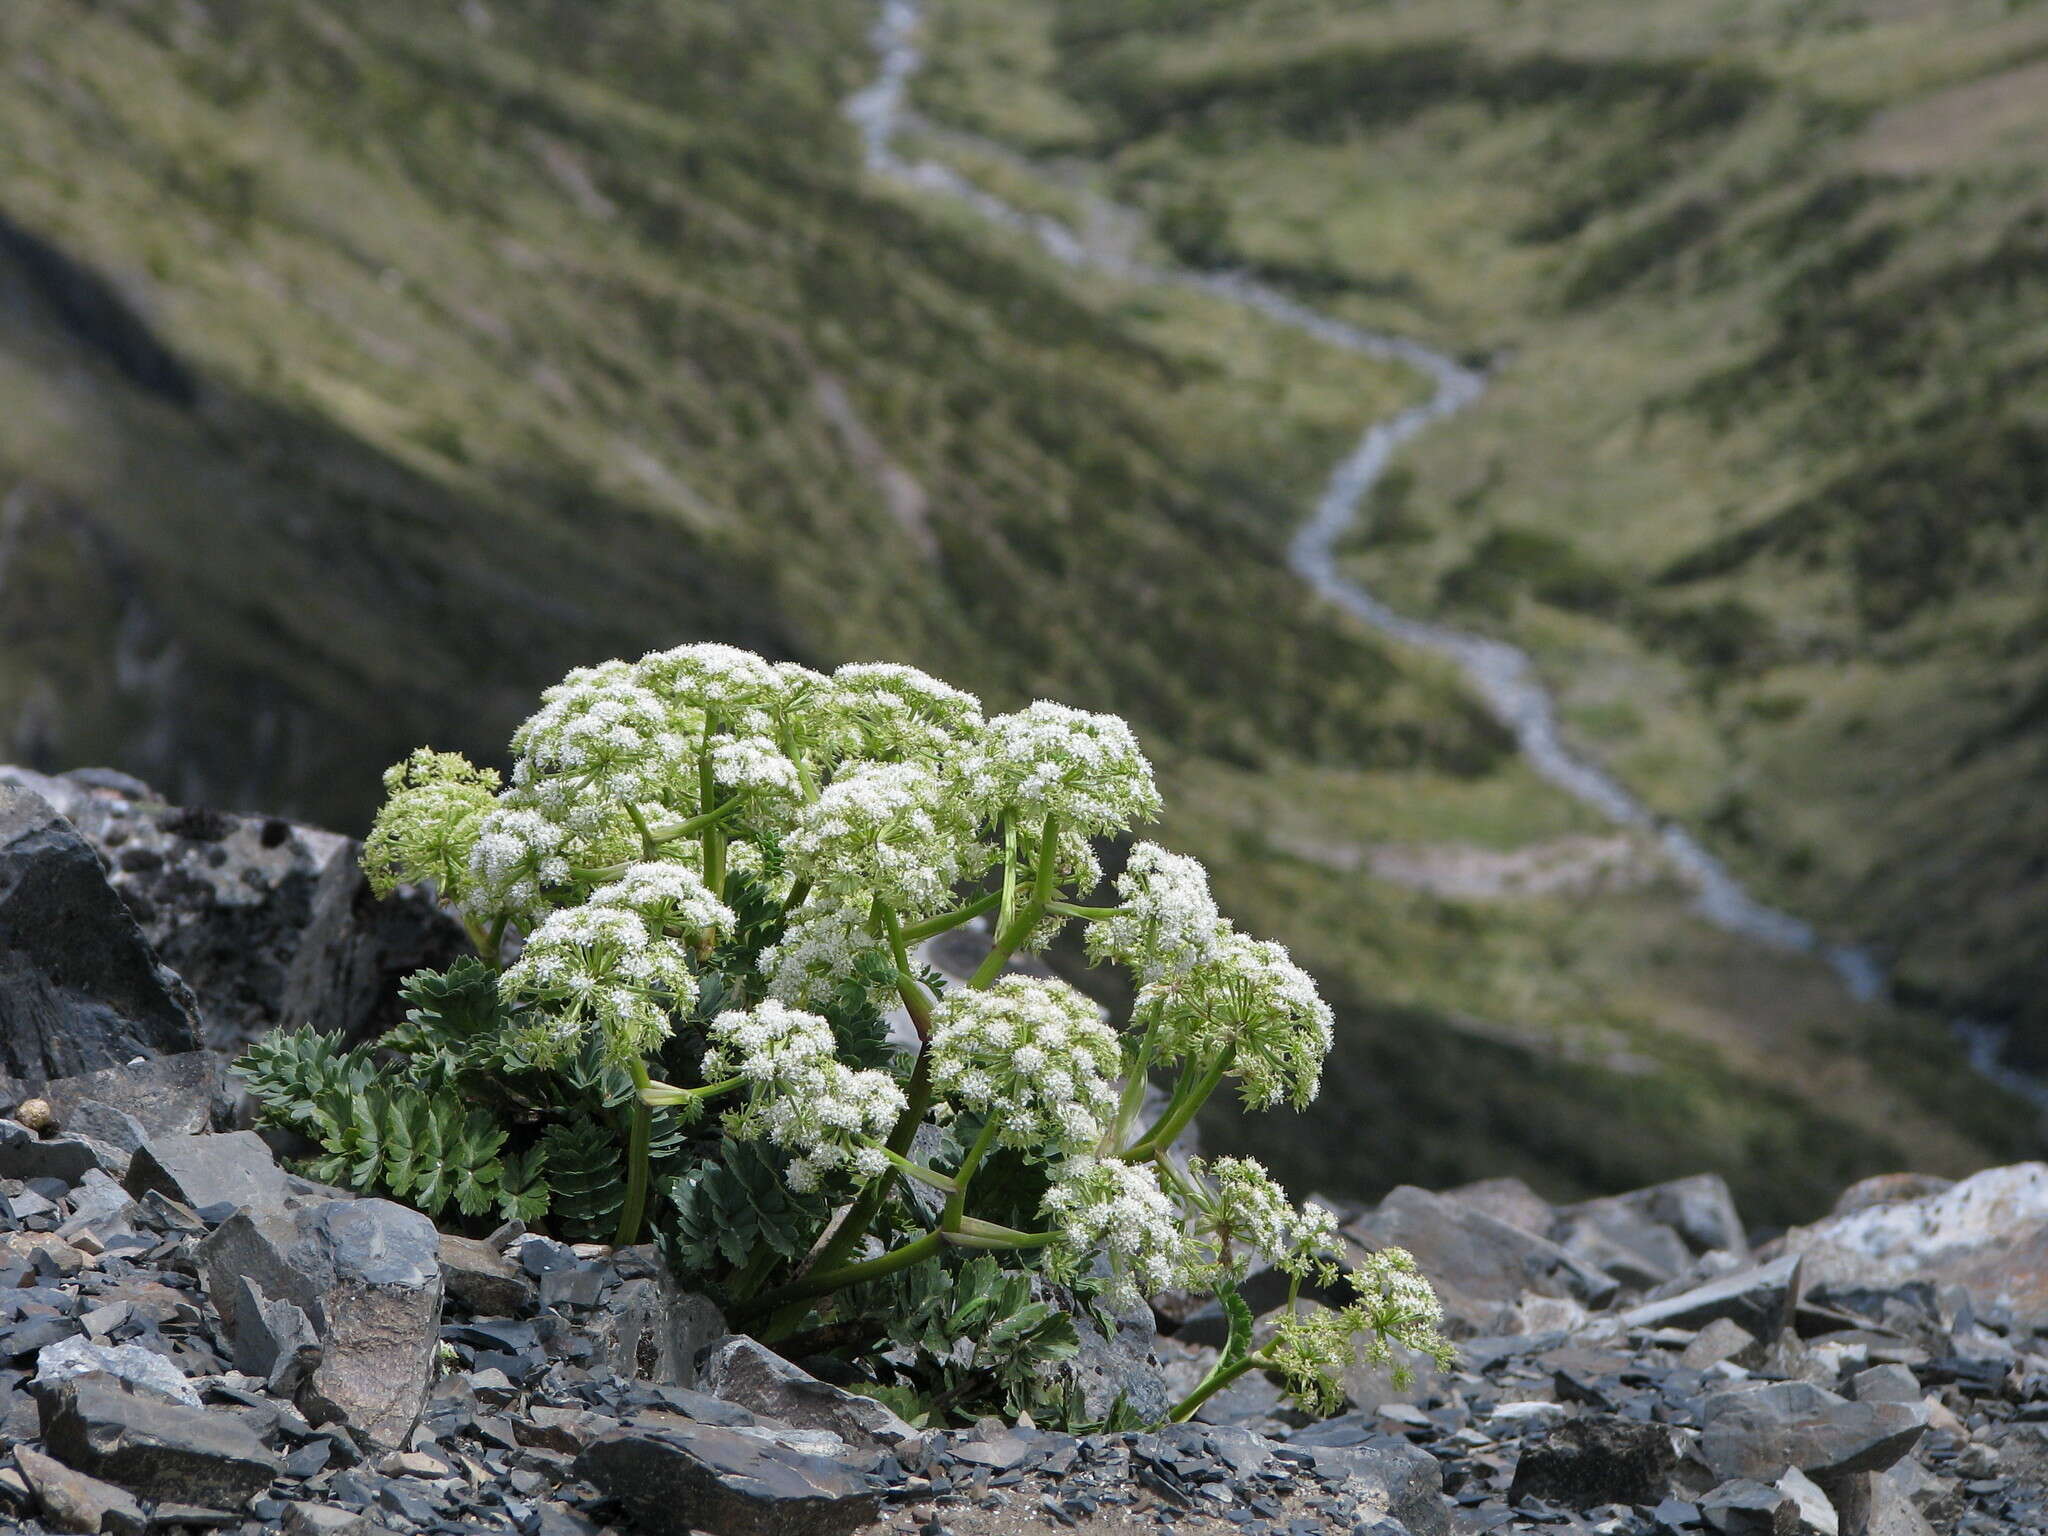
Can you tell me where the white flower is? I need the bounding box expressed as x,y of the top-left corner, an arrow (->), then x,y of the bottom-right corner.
467,805 -> 576,916
785,761 -> 984,920
586,862 -> 736,938
499,904 -> 695,1063
509,663 -> 690,828
703,1002 -> 905,1192
1192,1155 -> 1340,1283
822,662 -> 984,763
926,977 -> 1119,1152
1138,931 -> 1333,1110
759,897 -> 895,1012
709,733 -> 803,802
1085,842 -> 1227,982
635,643 -> 788,718
1041,1156 -> 1192,1306
954,701 -> 1161,836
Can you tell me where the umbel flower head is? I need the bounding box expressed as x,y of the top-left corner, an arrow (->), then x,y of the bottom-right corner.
508,661 -> 690,829
955,701 -> 1162,836
1140,932 -> 1334,1110
758,897 -> 896,1014
702,1001 -> 906,1192
1188,1154 -> 1341,1284
822,662 -> 985,764
1261,1248 -> 1456,1415
1085,841 -> 1226,982
586,862 -> 736,939
361,749 -> 500,901
1042,1156 -> 1193,1307
498,905 -> 696,1065
785,761 -> 984,920
926,977 -> 1120,1152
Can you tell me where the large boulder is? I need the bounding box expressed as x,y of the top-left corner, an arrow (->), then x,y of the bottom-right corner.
0,781 -> 201,1101
0,765 -> 465,1054
1346,1184 -> 1617,1332
197,1197 -> 442,1450
1770,1163 -> 2048,1329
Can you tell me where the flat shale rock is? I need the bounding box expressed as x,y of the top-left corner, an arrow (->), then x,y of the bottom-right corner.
0,781 -> 201,1100
38,1374 -> 281,1509
14,1442 -> 148,1536
577,1420 -> 882,1536
1773,1162 -> 2048,1329
125,1130 -> 294,1217
1347,1184 -> 1618,1330
702,1337 -> 919,1452
1699,1381 -> 1925,1483
1623,1254 -> 1805,1339
39,1052 -> 231,1140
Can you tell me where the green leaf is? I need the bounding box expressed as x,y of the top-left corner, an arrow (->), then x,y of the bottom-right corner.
1219,1283 -> 1255,1371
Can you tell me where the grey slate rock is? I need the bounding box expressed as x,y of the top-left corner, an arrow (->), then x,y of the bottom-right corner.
1294,1439 -> 1449,1536
0,765 -> 467,1055
438,1231 -> 538,1317
1847,1363 -> 1923,1403
1070,1286 -> 1170,1427
1348,1184 -> 1619,1329
38,1374 -> 281,1509
59,1100 -> 149,1160
0,1120 -> 105,1185
1699,1381 -> 1926,1483
34,1334 -> 201,1406
14,1442 -> 148,1536
1625,1174 -> 1751,1258
1551,1195 -> 1694,1291
580,1246 -> 725,1388
124,1130 -> 292,1217
702,1336 -> 919,1452
1625,1255 -> 1805,1339
198,1198 -> 442,1451
576,1420 -> 881,1536
1701,1478 -> 1797,1535
1508,1415 -> 1680,1509
40,1053 -> 229,1140
229,1275 -> 323,1396
0,781 -> 203,1100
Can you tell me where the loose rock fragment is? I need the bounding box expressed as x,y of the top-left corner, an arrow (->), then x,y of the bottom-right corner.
14,1443 -> 148,1536
1508,1415 -> 1679,1509
576,1421 -> 882,1536
38,1375 -> 282,1510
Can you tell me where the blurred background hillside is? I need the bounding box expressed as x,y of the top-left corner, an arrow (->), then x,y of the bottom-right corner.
3,0 -> 2044,1224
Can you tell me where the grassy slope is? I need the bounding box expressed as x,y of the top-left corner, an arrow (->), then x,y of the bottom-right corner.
912,0 -> 2048,1093
0,0 -> 2032,1220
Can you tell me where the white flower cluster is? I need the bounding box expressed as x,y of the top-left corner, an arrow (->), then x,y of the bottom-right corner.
709,733 -> 803,802
703,1002 -> 906,1192
1140,932 -> 1333,1109
1193,1155 -> 1340,1283
468,806 -> 578,917
1260,1247 -> 1454,1415
586,862 -> 736,938
508,662 -> 689,829
786,762 -> 984,920
955,701 -> 1162,835
1041,1157 -> 1191,1306
1349,1246 -> 1450,1353
926,978 -> 1120,1151
1085,842 -> 1225,982
758,897 -> 894,1013
636,642 -> 793,719
498,904 -> 695,1063
361,749 -> 500,900
824,662 -> 985,763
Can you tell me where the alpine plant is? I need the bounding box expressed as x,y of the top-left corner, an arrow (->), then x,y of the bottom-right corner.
245,644 -> 1449,1427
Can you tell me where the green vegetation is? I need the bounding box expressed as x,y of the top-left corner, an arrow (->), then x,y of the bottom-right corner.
0,0 -> 2037,1222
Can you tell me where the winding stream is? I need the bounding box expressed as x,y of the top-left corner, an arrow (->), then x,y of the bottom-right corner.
845,0 -> 2048,1096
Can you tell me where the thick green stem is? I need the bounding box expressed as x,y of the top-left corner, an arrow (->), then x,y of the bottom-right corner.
805,1051 -> 931,1280
968,813 -> 1059,989
627,802 -> 659,858
747,1229 -> 945,1316
1121,1046 -> 1233,1162
1046,901 -> 1120,920
899,890 -> 1002,945
698,721 -> 726,899
1169,1354 -> 1263,1423
940,1116 -> 1001,1231
878,1146 -> 957,1193
615,1058 -> 655,1248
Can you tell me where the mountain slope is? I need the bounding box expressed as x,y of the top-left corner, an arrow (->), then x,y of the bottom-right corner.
0,0 -> 2034,1220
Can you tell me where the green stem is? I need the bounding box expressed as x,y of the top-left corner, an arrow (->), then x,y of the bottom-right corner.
944,1216 -> 1059,1249
898,890 -> 1003,945
1046,901 -> 1120,920
968,813 -> 1059,989
639,1075 -> 744,1108
627,802 -> 659,858
699,722 -> 726,899
805,1051 -> 931,1279
1169,1354 -> 1263,1423
1121,1046 -> 1233,1162
941,1116 -> 1000,1231
482,914 -> 510,970
746,1228 -> 945,1315
615,1058 -> 655,1247
879,1146 -> 957,1193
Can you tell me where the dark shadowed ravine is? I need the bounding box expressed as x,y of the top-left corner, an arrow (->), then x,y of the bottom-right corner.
845,0 -> 2047,1113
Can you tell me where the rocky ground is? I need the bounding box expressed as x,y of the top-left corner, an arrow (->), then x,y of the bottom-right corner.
4,768 -> 2048,1536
